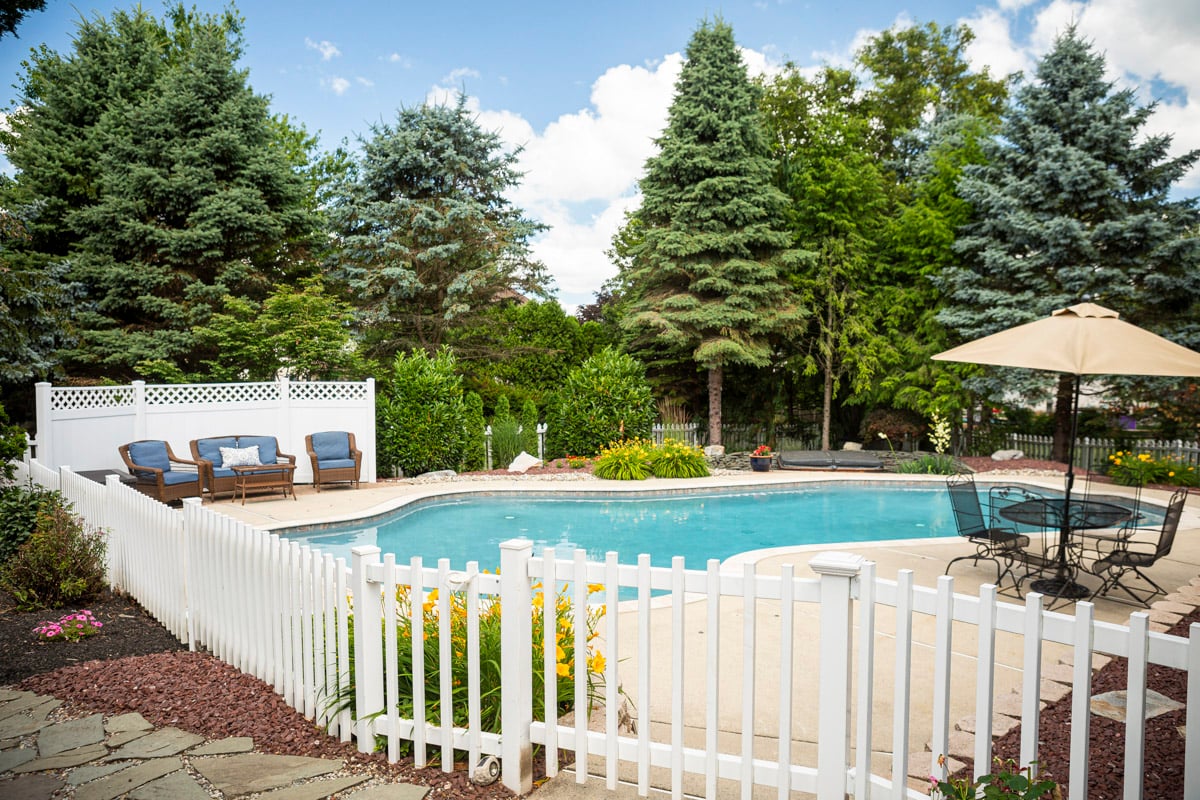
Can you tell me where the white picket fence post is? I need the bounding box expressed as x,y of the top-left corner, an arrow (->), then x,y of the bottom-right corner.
499,539 -> 534,794
352,546 -> 384,753
809,551 -> 866,800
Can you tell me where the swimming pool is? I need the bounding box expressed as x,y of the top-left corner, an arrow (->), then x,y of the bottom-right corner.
280,482 -> 971,570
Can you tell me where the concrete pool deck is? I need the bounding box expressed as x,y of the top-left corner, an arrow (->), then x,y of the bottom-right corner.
210,470 -> 1200,797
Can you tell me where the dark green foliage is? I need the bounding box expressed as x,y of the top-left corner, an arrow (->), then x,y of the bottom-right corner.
618,19 -> 807,444
519,400 -> 539,456
545,348 -> 656,458
937,28 -> 1200,456
0,207 -> 75,383
0,402 -> 28,480
493,395 -> 512,423
179,278 -> 369,382
462,392 -> 485,472
0,0 -> 45,38
1,5 -> 320,380
376,348 -> 468,476
326,95 -> 549,359
0,497 -> 107,610
0,483 -> 60,564
489,419 -> 522,469
452,300 -> 608,410
860,408 -> 927,444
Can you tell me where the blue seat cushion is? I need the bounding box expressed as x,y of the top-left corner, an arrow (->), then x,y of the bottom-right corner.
312,431 -> 350,462
196,437 -> 238,466
238,436 -> 278,464
317,457 -> 356,470
162,471 -> 198,486
128,441 -> 170,472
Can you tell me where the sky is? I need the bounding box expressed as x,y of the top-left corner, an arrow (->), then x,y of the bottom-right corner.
3,0 -> 1198,310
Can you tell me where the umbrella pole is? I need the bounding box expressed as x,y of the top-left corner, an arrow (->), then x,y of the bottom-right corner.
1031,374 -> 1090,600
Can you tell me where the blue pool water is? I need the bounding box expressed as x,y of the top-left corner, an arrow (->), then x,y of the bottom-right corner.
280,483 -> 967,571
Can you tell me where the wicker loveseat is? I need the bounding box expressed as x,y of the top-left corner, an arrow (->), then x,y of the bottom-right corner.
189,435 -> 296,501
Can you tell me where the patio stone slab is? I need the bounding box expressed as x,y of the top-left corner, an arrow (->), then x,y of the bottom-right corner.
39,713 -> 105,757
73,757 -> 183,800
191,753 -> 342,795
0,773 -> 66,800
128,768 -> 211,800
104,727 -> 203,760
253,773 -> 370,800
12,742 -> 108,772
993,691 -> 1044,718
0,746 -> 37,772
104,712 -> 153,734
344,784 -> 431,800
67,762 -> 131,785
0,689 -> 30,702
0,695 -> 60,721
106,728 -> 152,747
1149,608 -> 1182,625
189,736 -> 254,755
956,713 -> 1019,738
1151,600 -> 1193,615
0,714 -> 51,740
1039,678 -> 1072,703
908,752 -> 965,781
1091,689 -> 1184,722
1039,663 -> 1076,684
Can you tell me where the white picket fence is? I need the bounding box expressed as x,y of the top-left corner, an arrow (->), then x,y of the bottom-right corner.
12,458 -> 1200,799
1007,432 -> 1200,470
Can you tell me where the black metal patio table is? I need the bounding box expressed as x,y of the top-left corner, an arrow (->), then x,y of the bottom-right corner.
997,497 -> 1132,599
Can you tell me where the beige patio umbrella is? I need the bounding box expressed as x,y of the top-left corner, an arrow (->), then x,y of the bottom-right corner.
932,302 -> 1200,597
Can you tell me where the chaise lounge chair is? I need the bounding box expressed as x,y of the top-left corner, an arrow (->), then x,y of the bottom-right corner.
776,450 -> 884,471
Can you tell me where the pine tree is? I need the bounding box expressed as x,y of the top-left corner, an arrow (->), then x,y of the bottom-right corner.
326,96 -> 549,360
938,28 -> 1200,460
620,19 -> 807,447
1,5 -> 320,379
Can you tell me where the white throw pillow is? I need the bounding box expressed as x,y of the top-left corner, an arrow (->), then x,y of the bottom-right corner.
220,445 -> 262,468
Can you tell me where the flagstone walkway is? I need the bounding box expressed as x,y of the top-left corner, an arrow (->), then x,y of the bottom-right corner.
0,689 -> 428,800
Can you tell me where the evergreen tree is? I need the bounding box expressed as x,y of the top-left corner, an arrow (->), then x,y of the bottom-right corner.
0,0 -> 45,38
1,5 -> 320,379
938,28 -> 1200,460
326,95 -> 549,360
619,19 -> 807,446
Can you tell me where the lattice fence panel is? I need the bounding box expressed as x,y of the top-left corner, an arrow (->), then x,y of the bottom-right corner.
50,387 -> 135,411
289,381 -> 369,402
146,383 -> 281,406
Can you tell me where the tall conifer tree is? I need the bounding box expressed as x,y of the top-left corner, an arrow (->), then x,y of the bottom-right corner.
939,28 -> 1200,460
620,19 -> 806,446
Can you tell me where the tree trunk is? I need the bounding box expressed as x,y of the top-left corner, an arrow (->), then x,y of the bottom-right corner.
821,363 -> 833,451
707,366 -> 723,446
1051,374 -> 1075,463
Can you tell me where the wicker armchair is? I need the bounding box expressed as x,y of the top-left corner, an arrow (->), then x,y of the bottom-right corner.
306,431 -> 362,491
119,440 -> 203,504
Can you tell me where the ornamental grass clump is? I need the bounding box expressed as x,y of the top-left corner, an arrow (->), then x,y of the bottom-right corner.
649,438 -> 710,478
33,609 -> 103,643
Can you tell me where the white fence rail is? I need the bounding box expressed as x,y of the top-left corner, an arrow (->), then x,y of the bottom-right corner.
1007,432 -> 1200,470
13,459 -> 1199,798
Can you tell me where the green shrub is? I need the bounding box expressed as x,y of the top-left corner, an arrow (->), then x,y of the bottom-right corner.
493,394 -> 511,423
1105,450 -> 1198,487
0,498 -> 107,610
0,483 -> 61,565
545,348 -> 656,458
376,348 -> 468,477
649,438 -> 710,478
0,402 -> 26,481
593,439 -> 653,480
462,392 -> 486,472
520,399 -> 539,456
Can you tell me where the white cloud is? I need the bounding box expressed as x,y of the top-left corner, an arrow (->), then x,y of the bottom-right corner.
356,77 -> 375,88
325,77 -> 351,96
960,7 -> 1036,78
304,38 -> 341,61
443,66 -> 481,85
387,53 -> 412,67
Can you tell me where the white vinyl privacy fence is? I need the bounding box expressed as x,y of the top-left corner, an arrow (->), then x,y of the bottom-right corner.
15,458 -> 1200,799
32,378 -> 376,485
